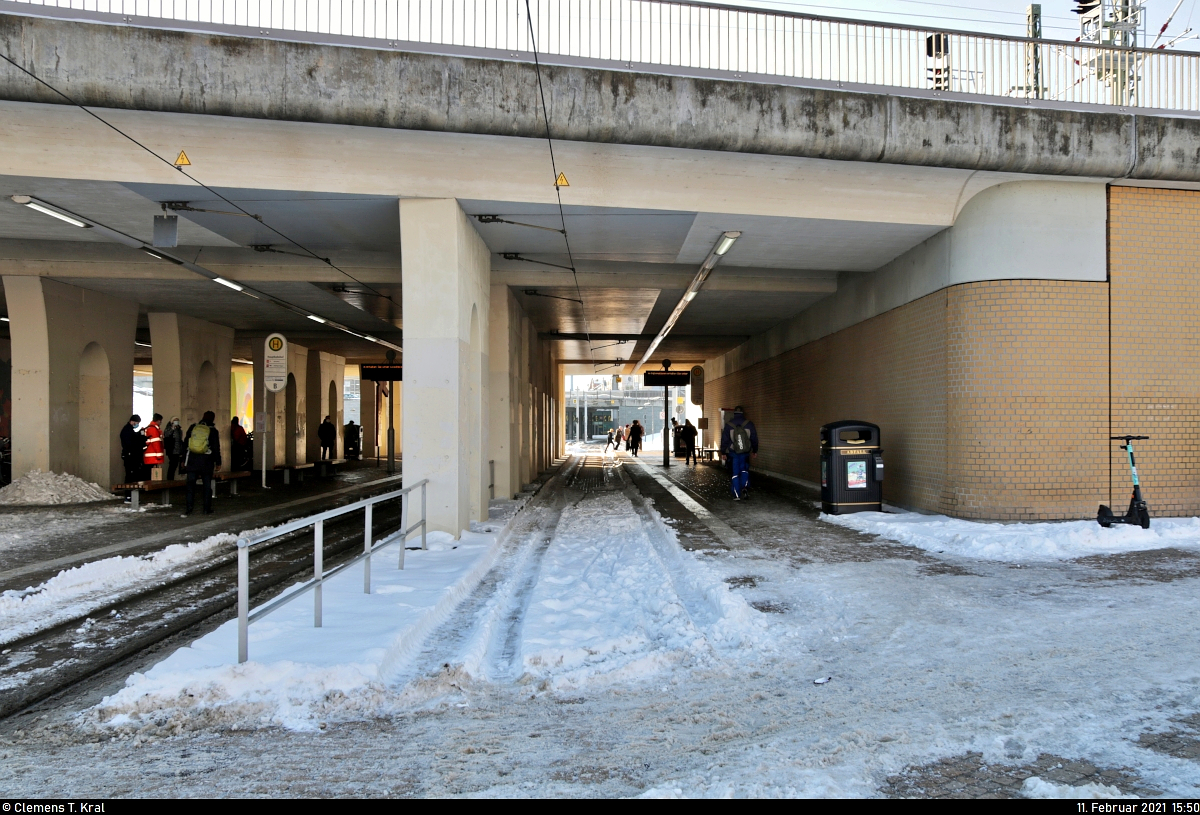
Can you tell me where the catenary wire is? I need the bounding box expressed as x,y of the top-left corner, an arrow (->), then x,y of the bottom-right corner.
0,50 -> 400,309
522,0 -> 602,371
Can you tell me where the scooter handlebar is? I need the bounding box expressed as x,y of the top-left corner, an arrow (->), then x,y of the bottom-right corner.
1110,435 -> 1149,441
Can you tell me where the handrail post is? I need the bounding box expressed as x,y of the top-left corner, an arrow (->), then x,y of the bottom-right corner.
421,481 -> 428,550
363,502 -> 373,593
314,519 -> 323,627
237,539 -> 249,663
399,491 -> 408,570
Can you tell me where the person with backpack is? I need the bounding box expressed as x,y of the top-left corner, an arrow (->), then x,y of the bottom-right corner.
345,420 -> 361,459
182,410 -> 222,516
629,420 -> 644,457
720,405 -> 758,500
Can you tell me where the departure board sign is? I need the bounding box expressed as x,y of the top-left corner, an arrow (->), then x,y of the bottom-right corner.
360,363 -> 404,382
643,370 -> 690,387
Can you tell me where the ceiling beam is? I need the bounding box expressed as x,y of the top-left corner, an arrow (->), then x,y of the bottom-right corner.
497,268 -> 837,293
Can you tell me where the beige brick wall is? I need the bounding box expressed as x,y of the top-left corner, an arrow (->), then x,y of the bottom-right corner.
1110,186 -> 1200,516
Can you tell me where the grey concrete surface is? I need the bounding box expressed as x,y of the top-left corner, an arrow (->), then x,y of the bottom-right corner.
3,13 -> 1200,181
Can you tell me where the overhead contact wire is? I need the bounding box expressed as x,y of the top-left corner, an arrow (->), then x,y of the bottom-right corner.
522,0 -> 600,372
0,51 -> 397,308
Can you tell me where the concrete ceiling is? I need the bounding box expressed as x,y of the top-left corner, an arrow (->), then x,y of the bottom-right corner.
0,175 -> 957,366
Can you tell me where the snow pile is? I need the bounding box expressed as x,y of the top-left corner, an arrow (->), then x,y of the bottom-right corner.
0,526 -> 272,646
1021,776 -> 1127,799
90,530 -> 504,732
0,469 -> 113,505
513,491 -> 766,690
823,510 -> 1200,561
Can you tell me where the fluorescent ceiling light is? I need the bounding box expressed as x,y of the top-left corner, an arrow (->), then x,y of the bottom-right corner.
24,201 -> 88,228
307,314 -> 327,324
0,317 -> 8,322
232,357 -> 253,365
363,336 -> 378,343
213,277 -> 244,292
134,340 -> 151,347
684,291 -> 698,301
714,231 -> 742,256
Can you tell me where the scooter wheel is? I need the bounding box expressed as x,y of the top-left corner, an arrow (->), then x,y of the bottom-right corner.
1139,507 -> 1151,529
1097,506 -> 1113,528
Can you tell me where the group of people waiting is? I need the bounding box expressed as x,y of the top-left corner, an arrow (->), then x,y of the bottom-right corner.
120,411 -> 229,515
604,421 -> 646,456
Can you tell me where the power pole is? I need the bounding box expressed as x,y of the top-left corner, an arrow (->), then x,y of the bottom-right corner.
1027,4 -> 1043,99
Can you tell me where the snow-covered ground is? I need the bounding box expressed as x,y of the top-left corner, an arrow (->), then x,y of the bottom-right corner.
824,510 -> 1200,561
5,461 -> 1200,797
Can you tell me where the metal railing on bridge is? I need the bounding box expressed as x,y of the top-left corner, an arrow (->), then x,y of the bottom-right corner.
7,0 -> 1200,111
234,478 -> 427,663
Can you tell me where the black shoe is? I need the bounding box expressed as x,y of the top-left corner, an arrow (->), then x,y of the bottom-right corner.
181,511 -> 191,517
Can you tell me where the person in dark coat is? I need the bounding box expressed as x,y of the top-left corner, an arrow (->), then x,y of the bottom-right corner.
182,411 -> 222,516
163,417 -> 184,480
230,417 -> 248,470
318,416 -> 336,460
344,420 -> 361,459
119,415 -> 144,483
681,419 -> 699,465
628,420 -> 644,457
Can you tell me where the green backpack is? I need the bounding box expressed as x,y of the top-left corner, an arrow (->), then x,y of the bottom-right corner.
187,424 -> 211,455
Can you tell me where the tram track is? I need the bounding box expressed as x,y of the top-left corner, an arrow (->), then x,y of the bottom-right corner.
0,485 -> 409,720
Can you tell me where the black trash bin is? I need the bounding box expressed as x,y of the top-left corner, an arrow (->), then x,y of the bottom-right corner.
820,420 -> 883,515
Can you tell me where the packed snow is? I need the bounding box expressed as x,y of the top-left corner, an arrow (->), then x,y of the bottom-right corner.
0,525 -> 271,646
1021,776 -> 1127,799
823,510 -> 1200,561
0,469 -> 113,505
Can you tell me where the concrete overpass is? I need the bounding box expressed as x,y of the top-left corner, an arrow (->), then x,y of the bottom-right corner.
1,4 -> 1199,529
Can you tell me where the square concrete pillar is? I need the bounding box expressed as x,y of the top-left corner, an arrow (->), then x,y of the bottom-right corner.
488,284 -> 521,500
147,313 -> 234,432
306,350 -> 346,461
400,198 -> 490,537
250,338 -> 308,470
360,375 -> 377,460
5,276 -> 137,486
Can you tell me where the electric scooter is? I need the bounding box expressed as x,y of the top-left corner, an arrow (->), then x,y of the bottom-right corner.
1098,434 -> 1151,529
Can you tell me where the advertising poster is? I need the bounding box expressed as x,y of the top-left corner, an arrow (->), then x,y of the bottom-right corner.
846,459 -> 868,489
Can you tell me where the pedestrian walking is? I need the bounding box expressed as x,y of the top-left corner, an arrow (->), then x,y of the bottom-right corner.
345,420 -> 361,459
682,418 -> 699,465
120,414 -> 144,484
720,405 -> 758,500
182,410 -> 222,516
163,417 -> 184,480
629,420 -> 644,457
143,413 -> 164,479
230,417 -> 248,470
604,427 -> 615,454
614,425 -> 625,452
318,415 -> 336,460
624,424 -> 632,451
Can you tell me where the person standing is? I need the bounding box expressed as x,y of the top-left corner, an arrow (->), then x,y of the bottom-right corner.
720,405 -> 759,500
624,424 -> 632,451
318,415 -> 336,460
345,420 -> 361,459
143,414 -> 164,479
120,415 -> 143,484
681,418 -> 699,466
182,411 -> 222,516
163,417 -> 184,480
230,417 -> 248,470
629,420 -> 644,457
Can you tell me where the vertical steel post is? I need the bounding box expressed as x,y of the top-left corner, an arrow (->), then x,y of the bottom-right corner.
663,385 -> 670,467
363,502 -> 373,592
421,482 -> 427,550
314,519 -> 323,627
237,539 -> 249,663
399,491 -> 409,569
387,379 -> 395,475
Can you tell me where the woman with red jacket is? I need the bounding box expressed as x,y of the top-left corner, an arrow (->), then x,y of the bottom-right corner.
143,413 -> 164,479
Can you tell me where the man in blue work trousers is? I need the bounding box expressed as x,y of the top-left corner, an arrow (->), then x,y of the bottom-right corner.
720,405 -> 759,500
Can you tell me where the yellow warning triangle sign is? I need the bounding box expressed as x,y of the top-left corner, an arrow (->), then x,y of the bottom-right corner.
174,150 -> 191,167
555,172 -> 569,188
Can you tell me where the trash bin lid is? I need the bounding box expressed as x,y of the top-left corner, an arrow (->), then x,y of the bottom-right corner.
821,420 -> 880,448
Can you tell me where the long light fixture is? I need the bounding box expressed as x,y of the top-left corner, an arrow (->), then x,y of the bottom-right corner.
632,231 -> 740,374
10,195 -> 402,353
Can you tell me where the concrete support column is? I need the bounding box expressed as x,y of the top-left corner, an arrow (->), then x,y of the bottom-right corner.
147,313 -> 234,431
400,198 -> 490,537
360,377 -> 377,460
5,276 -> 137,486
251,338 -> 308,470
488,284 -> 519,500
306,350 -> 346,461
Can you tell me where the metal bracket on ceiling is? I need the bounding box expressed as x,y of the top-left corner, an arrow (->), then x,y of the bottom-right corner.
523,288 -> 583,304
475,214 -> 565,235
164,201 -> 263,221
503,253 -> 576,272
251,244 -> 330,263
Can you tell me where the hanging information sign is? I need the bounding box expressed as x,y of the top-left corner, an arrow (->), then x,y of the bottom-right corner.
264,333 -> 288,393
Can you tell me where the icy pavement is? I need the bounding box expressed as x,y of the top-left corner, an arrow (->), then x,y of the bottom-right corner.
3,453 -> 1200,797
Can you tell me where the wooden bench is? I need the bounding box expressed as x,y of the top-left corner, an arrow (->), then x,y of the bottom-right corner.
316,458 -> 346,477
210,470 -> 252,498
273,463 -> 316,484
112,479 -> 187,510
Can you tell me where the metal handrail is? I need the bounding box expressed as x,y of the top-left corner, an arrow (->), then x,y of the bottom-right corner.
6,0 -> 1200,111
235,477 -> 428,663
